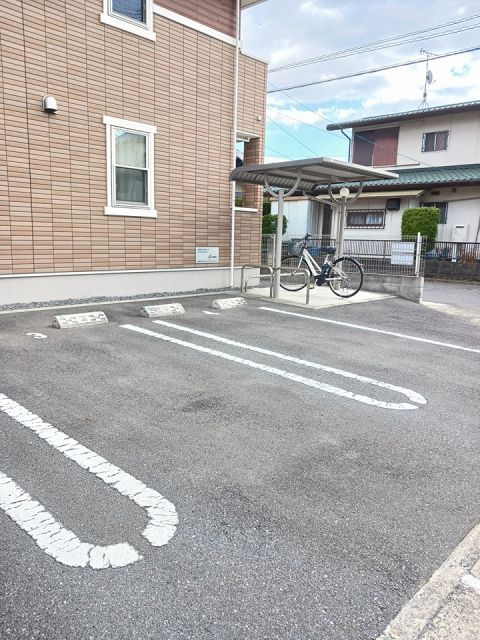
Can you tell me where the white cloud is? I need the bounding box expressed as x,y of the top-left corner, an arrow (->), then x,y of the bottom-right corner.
266,104 -> 330,129
242,0 -> 480,156
299,1 -> 343,21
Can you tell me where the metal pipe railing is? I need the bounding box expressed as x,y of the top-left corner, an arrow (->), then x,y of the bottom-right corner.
241,264 -> 274,298
241,264 -> 310,304
274,266 -> 310,305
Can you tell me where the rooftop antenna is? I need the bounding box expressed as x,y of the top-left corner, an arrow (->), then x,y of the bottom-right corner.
419,49 -> 435,109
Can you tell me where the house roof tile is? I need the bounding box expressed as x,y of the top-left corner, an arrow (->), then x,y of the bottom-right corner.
313,163 -> 480,194
326,100 -> 480,131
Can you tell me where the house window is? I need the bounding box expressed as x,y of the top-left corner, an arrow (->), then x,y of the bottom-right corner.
352,127 -> 399,166
422,201 -> 448,224
103,116 -> 157,218
346,210 -> 385,229
111,0 -> 145,23
100,0 -> 155,40
422,131 -> 449,152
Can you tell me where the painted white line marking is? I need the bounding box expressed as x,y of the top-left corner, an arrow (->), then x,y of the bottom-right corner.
259,306 -> 480,355
0,471 -> 140,568
151,320 -> 426,407
203,311 -> 219,316
0,394 -> 178,568
462,573 -> 480,594
122,324 -> 422,410
26,332 -> 47,339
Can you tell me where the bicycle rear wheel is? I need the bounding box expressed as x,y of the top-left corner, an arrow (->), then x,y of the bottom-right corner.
280,255 -> 311,291
327,256 -> 363,298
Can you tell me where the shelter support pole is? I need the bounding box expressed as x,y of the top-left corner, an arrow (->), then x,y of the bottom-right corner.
273,188 -> 285,298
264,170 -> 302,299
337,197 -> 347,258
326,181 -> 365,257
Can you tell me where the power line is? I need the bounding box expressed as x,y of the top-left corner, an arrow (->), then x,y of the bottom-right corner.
265,145 -> 296,160
267,44 -> 480,93
270,14 -> 480,72
267,116 -> 321,156
266,82 -> 437,168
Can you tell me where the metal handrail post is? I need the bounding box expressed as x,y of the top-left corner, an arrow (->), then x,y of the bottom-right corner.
274,266 -> 310,305
241,264 -> 274,296
415,232 -> 422,276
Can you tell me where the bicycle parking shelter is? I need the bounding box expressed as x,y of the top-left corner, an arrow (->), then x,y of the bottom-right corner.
230,157 -> 398,298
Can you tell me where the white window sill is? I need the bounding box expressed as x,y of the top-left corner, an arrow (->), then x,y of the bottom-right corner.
100,13 -> 156,41
235,207 -> 259,213
105,207 -> 157,218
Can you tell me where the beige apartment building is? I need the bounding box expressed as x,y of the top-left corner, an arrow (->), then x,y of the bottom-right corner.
0,0 -> 268,305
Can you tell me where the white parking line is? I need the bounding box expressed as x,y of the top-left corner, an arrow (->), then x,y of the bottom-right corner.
122,324 -> 425,410
0,394 -> 178,569
259,306 -> 480,354
151,319 -> 426,407
0,472 -> 140,569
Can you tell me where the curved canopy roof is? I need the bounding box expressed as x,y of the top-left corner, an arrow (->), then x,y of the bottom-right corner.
230,157 -> 398,194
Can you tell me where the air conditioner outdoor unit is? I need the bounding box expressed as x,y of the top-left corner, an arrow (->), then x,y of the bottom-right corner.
451,225 -> 469,242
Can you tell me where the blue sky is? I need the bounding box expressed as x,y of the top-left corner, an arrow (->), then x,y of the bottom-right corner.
241,0 -> 480,163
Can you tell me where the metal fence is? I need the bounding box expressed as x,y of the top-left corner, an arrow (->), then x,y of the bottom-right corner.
426,242 -> 480,263
261,235 -> 426,277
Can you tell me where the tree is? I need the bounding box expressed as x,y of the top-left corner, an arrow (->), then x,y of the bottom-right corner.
262,214 -> 288,235
262,200 -> 288,234
401,207 -> 439,250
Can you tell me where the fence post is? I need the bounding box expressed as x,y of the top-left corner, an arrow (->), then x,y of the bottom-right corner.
415,232 -> 422,276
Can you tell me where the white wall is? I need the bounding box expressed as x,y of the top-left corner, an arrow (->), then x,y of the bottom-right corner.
330,197 -> 420,240
329,187 -> 480,242
392,111 -> 480,168
0,267 -> 242,306
271,199 -> 309,238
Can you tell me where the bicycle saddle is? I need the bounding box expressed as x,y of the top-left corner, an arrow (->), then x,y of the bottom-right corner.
319,246 -> 336,255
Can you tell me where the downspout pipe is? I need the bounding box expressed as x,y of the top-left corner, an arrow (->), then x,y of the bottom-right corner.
229,0 -> 241,288
340,128 -> 352,162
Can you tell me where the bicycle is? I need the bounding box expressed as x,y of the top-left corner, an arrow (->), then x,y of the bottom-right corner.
280,234 -> 364,298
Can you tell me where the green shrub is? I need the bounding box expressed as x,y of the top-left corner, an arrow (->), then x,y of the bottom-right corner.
235,196 -> 243,207
263,200 -> 272,215
262,214 -> 288,235
401,207 -> 439,250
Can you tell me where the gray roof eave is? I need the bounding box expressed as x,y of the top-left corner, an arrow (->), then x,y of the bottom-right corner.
326,100 -> 480,131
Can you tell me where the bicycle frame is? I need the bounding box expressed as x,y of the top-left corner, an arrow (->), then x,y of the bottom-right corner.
299,248 -> 324,277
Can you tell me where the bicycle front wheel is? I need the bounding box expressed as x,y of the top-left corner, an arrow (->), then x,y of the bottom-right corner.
280,255 -> 311,291
328,256 -> 363,298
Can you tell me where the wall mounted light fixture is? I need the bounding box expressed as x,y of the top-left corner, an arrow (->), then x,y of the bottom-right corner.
42,95 -> 58,114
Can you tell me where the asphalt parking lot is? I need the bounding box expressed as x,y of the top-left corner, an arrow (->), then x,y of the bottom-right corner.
0,294 -> 479,639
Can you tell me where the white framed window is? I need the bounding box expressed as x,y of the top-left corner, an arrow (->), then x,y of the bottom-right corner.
103,116 -> 157,218
346,210 -> 386,229
422,130 -> 449,152
100,0 -> 156,41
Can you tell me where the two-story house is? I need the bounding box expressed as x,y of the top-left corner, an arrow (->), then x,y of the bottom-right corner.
274,101 -> 480,245
0,0 -> 268,306
324,100 -> 480,243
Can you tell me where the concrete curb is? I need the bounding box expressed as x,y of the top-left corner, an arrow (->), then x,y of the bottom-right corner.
377,524 -> 480,639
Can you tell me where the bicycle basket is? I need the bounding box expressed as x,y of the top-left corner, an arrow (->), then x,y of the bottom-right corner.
290,241 -> 303,256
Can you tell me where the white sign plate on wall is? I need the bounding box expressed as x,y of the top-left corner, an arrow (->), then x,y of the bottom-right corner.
391,242 -> 415,266
196,247 -> 219,264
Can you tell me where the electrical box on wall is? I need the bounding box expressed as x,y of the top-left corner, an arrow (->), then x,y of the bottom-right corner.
386,198 -> 401,210
451,225 -> 469,242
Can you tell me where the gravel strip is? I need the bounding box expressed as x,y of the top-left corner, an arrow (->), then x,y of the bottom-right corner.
0,288 -> 239,312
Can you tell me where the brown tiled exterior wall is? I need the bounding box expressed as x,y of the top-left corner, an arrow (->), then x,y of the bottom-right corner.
0,0 -> 266,276
155,0 -> 236,38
